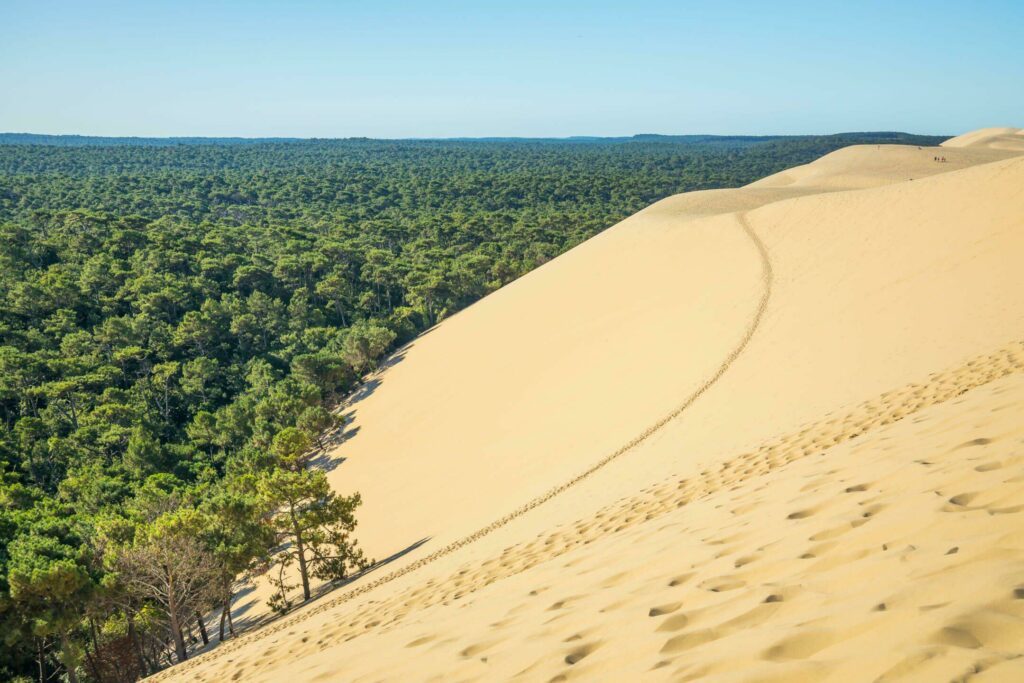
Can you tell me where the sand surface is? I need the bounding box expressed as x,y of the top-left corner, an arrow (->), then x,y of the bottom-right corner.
152,127 -> 1024,681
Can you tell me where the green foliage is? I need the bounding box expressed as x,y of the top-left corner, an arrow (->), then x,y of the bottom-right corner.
270,427 -> 314,469
259,467 -> 368,609
5,505 -> 99,683
296,406 -> 340,449
339,321 -> 397,373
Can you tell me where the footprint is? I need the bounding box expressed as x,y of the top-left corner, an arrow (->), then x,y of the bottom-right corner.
660,629 -> 719,653
648,602 -> 682,617
547,596 -> 582,611
762,629 -> 836,660
956,437 -> 993,448
947,492 -> 978,506
934,625 -> 982,649
460,640 -> 497,657
656,613 -> 691,632
699,577 -> 746,592
667,573 -> 694,587
861,503 -> 886,518
734,555 -> 757,568
988,504 -> 1024,515
564,641 -> 601,665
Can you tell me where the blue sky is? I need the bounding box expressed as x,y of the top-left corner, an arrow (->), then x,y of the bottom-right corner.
1,0 -> 1021,138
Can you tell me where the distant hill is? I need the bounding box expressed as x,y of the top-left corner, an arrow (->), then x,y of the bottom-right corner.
0,133 -> 304,146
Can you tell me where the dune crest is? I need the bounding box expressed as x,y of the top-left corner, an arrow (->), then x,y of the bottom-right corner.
153,128 -> 1024,681
941,126 -> 1024,150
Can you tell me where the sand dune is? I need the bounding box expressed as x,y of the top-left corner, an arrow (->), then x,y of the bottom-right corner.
153,129 -> 1024,681
941,126 -> 1024,151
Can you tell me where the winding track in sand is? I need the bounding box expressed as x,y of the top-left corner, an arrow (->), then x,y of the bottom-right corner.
149,211 -> 774,680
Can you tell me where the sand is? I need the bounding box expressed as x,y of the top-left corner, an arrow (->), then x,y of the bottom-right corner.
152,127 -> 1024,682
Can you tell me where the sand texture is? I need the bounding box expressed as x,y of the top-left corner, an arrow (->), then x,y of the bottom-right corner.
152,127 -> 1024,682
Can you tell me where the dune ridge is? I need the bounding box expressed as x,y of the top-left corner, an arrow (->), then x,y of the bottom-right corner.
941,126 -> 1024,151
154,127 -> 1024,681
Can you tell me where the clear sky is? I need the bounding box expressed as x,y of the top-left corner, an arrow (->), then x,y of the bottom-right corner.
2,0 -> 1021,138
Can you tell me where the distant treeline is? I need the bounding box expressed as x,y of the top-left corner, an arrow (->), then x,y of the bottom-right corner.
0,131 -> 946,681
0,130 -> 943,148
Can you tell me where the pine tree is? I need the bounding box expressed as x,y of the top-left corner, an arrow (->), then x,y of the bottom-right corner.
259,468 -> 368,607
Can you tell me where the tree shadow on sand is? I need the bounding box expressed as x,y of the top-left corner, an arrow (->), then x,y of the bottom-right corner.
203,536 -> 433,654
345,348 -> 409,405
305,345 -> 412,473
307,425 -> 358,473
187,338 -> 437,658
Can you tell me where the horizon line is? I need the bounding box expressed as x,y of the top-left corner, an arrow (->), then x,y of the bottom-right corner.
0,130 -> 954,143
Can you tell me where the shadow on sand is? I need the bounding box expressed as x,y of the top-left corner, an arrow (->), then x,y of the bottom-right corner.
185,336 -> 444,657
196,536 -> 433,656
302,345 -> 411,473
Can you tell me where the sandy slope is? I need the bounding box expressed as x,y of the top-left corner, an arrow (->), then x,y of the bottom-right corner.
941,127 -> 1024,151
154,127 -> 1024,681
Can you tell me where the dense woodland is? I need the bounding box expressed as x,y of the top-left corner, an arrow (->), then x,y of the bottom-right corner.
0,131 -> 945,681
